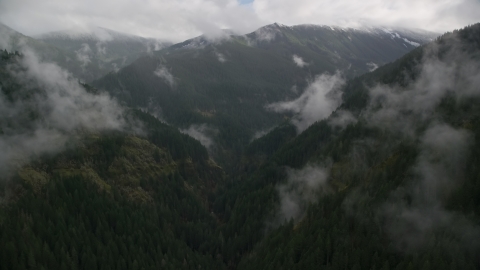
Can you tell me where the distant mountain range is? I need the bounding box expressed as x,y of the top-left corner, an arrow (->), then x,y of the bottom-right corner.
36,27 -> 171,78
0,23 -> 171,81
2,18 -> 479,270
92,22 -> 438,169
172,23 -> 437,77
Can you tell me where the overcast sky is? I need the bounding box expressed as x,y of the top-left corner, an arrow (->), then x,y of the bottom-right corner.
1,0 -> 479,42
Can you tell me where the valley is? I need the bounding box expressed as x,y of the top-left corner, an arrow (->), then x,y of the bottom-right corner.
0,19 -> 479,270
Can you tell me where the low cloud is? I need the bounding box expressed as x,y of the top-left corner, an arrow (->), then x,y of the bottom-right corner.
75,43 -> 92,67
91,27 -> 113,42
0,47 -> 127,176
138,99 -> 166,123
111,62 -> 119,72
364,52 -> 480,138
292,54 -> 308,67
251,24 -> 283,43
366,62 -> 378,71
328,110 -> 357,128
1,0 -> 479,43
251,127 -> 274,141
379,123 -> 479,251
146,41 -> 167,54
342,34 -> 480,253
267,72 -> 345,132
215,51 -> 226,63
95,41 -> 107,55
153,65 -> 175,87
180,124 -> 216,152
0,24 -> 14,51
275,164 -> 330,223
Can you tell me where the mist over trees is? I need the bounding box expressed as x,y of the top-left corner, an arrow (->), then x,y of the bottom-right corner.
1,21 -> 480,270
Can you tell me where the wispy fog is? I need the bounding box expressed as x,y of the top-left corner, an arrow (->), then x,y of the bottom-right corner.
0,48 -> 127,176
379,123 -> 479,251
292,54 -> 308,67
274,164 -> 330,223
180,124 -> 217,152
343,34 -> 480,252
267,72 -> 344,132
154,65 -> 175,87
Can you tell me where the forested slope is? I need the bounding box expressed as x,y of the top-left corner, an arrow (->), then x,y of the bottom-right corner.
92,24 -> 436,171
0,52 -> 227,270
0,23 -> 478,270
222,23 -> 480,269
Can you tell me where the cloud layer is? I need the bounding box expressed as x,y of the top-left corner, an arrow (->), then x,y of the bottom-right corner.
0,48 -> 127,175
180,124 -> 217,152
267,72 -> 344,132
380,124 -> 477,251
275,164 -> 330,223
345,34 -> 480,252
154,65 -> 175,87
1,0 -> 479,42
292,54 -> 308,68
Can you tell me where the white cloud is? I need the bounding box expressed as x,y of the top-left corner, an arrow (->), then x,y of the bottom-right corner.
154,66 -> 175,87
275,164 -> 330,223
379,124 -> 479,251
328,110 -> 357,128
292,54 -> 308,67
0,0 -> 264,42
267,72 -> 344,132
347,34 -> 480,252
0,47 -> 127,174
252,0 -> 480,33
180,124 -> 216,152
366,62 -> 378,71
96,41 -> 107,55
215,51 -> 226,63
1,0 -> 478,42
75,43 -> 92,67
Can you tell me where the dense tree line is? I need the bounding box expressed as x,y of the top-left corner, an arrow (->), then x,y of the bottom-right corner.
1,24 -> 480,270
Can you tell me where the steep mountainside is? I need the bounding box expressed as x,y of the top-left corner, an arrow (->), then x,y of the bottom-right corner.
225,23 -> 480,269
1,22 -> 479,270
37,27 -> 171,81
92,23 -> 437,170
0,23 -> 89,79
0,23 -> 171,82
0,52 -> 226,269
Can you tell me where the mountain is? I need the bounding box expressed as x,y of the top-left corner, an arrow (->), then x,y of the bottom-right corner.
227,23 -> 480,268
173,23 -> 436,77
36,27 -> 172,81
92,23 -> 437,170
0,23 -> 171,82
0,22 -> 87,76
1,21 -> 479,270
0,51 -> 227,269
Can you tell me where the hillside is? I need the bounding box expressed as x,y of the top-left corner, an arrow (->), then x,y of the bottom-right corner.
92,23 -> 437,170
0,23 -> 170,82
1,22 -> 479,270
229,23 -> 480,269
0,51 -> 227,269
37,27 -> 171,81
0,22 -> 91,80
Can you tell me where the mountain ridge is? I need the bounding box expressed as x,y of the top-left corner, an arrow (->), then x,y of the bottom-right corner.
92,22 -> 438,171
